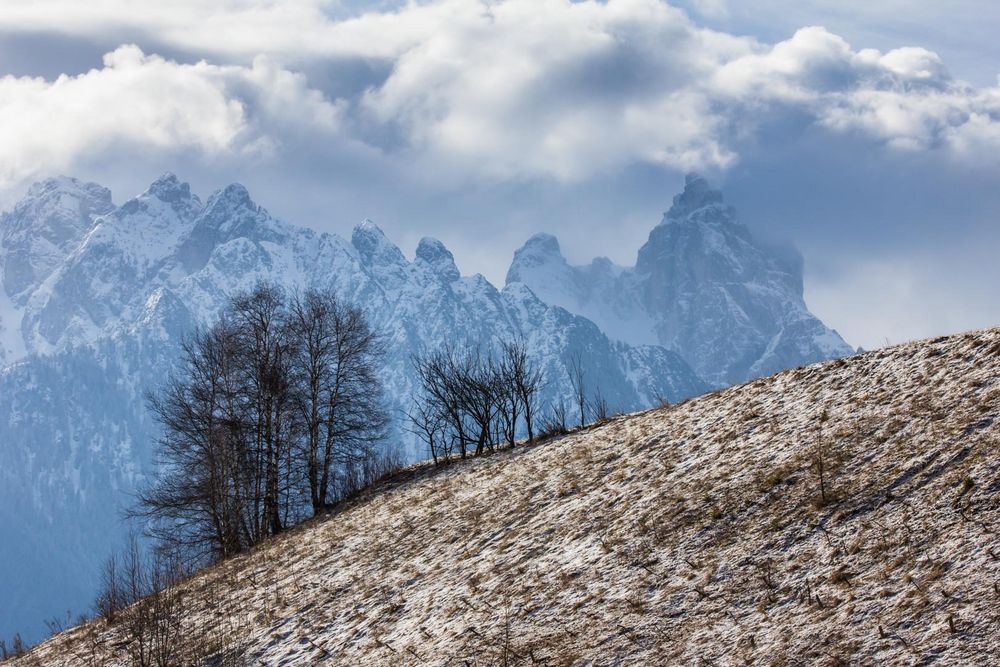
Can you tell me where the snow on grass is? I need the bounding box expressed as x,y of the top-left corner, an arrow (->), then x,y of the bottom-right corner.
15,327 -> 1000,665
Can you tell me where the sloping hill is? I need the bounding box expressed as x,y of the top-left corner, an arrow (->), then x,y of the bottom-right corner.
15,328 -> 1000,665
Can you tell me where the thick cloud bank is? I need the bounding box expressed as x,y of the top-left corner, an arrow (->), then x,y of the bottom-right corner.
1,0 -> 999,192
0,45 -> 344,189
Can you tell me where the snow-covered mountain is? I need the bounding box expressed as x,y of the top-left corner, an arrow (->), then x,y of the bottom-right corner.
0,174 -> 707,642
506,173 -> 853,387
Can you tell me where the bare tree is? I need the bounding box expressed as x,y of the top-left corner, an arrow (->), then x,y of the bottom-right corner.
412,344 -> 515,459
139,320 -> 250,559
407,398 -> 451,464
499,339 -> 544,445
461,351 -> 502,456
412,347 -> 474,459
139,282 -> 389,559
288,289 -> 388,513
567,351 -> 587,428
495,368 -> 519,449
229,283 -> 296,538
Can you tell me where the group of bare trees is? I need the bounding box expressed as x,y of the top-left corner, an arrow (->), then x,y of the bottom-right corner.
409,340 -> 544,463
136,283 -> 391,561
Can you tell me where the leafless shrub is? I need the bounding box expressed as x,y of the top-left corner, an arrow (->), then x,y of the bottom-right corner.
0,634 -> 26,661
411,339 -> 543,462
590,388 -> 610,424
93,533 -> 185,667
538,401 -> 569,440
42,611 -> 74,638
186,606 -> 252,667
337,445 -> 404,501
96,551 -> 124,624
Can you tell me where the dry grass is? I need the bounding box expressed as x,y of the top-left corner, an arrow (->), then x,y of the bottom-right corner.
14,327 -> 1000,665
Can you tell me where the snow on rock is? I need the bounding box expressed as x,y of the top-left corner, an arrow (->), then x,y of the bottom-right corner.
506,173 -> 854,386
18,327 -> 1000,665
20,173 -> 203,354
0,176 -> 115,361
1,176 -> 114,304
414,237 -> 461,283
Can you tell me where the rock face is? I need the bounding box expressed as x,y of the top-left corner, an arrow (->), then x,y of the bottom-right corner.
0,177 -> 115,362
506,173 -> 853,387
0,174 -> 707,641
1,177 -> 115,304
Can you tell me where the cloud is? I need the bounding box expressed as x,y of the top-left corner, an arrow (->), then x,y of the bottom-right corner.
0,0 -> 462,63
709,26 -> 1000,158
359,0 -> 748,180
0,44 -> 345,192
2,1 -> 1000,189
354,5 -> 1000,182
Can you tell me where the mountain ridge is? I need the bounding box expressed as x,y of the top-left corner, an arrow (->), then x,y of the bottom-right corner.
506,173 -> 853,386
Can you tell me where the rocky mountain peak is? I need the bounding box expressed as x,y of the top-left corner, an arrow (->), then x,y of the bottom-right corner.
521,232 -> 562,257
198,183 -> 268,234
117,173 -> 202,222
209,183 -> 254,210
505,233 -> 571,287
8,176 -> 113,233
664,172 -> 726,222
144,172 -> 192,204
21,176 -> 113,212
415,237 -> 460,282
174,184 -> 275,273
1,176 -> 115,301
352,219 -> 406,267
505,174 -> 852,386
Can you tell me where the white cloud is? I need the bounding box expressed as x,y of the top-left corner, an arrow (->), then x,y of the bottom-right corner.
353,6 -> 1000,182
0,0 -> 468,63
0,44 -> 344,192
2,1 -> 1000,187
359,0 -> 748,180
874,47 -> 947,82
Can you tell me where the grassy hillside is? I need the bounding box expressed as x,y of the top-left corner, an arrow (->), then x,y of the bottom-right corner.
14,328 -> 1000,665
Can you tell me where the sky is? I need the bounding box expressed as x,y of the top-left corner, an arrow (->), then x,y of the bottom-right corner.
0,0 -> 998,350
